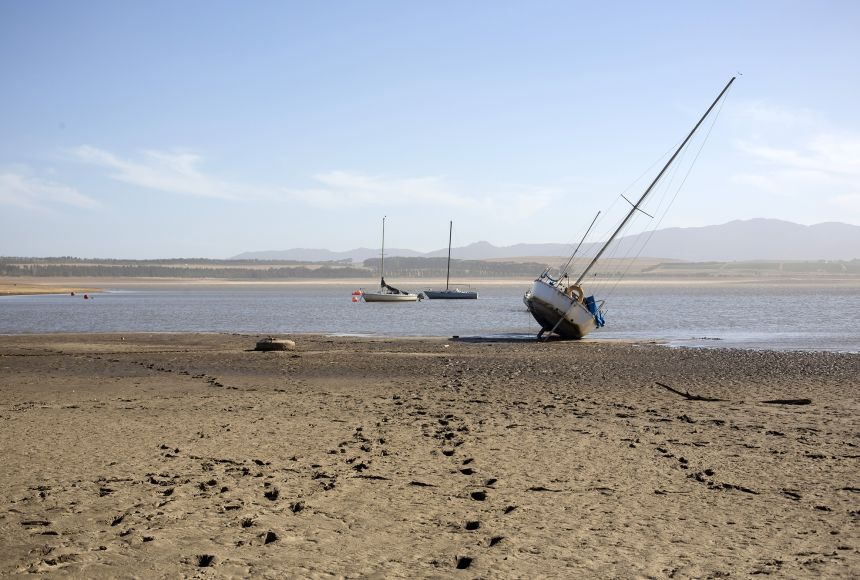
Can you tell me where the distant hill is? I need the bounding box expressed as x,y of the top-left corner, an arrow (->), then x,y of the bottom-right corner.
604,219 -> 860,261
232,219 -> 860,262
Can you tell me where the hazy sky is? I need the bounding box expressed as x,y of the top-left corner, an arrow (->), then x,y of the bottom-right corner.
2,1 -> 858,258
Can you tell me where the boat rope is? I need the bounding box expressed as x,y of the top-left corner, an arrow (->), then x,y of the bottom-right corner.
567,138 -> 680,287
600,82 -> 733,302
558,211 -> 601,280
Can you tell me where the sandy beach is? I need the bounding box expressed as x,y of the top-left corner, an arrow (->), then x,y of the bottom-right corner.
0,283 -> 102,297
0,333 -> 857,577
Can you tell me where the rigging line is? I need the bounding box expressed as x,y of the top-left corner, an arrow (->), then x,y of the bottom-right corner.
575,138 -> 686,287
602,85 -> 732,302
638,134 -> 692,236
603,139 -> 698,300
605,85 -> 726,294
559,211 -> 601,279
636,86 -> 731,257
616,138 -> 683,199
571,119 -> 689,286
587,212 -> 642,296
606,210 -> 653,283
576,77 -> 737,287
598,125 -> 702,299
556,218 -> 597,274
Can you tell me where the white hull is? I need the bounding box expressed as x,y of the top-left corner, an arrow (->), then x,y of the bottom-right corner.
363,292 -> 419,302
523,278 -> 598,339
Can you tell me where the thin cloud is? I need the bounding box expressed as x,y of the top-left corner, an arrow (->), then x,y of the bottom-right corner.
72,145 -> 263,200
285,170 -> 557,220
68,147 -> 558,220
0,170 -> 99,210
730,100 -> 820,127
733,102 -> 860,220
737,134 -> 860,177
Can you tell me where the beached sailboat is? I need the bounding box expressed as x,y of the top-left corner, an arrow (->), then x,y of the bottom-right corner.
524,77 -> 736,339
362,216 -> 420,302
423,221 -> 478,300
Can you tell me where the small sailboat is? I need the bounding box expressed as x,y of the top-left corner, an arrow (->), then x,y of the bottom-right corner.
362,216 -> 420,302
524,77 -> 736,339
423,221 -> 478,300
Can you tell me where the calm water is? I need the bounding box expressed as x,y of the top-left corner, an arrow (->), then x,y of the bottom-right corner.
1,283 -> 858,352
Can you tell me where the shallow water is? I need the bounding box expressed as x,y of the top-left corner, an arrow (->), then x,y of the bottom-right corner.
1,283 -> 858,352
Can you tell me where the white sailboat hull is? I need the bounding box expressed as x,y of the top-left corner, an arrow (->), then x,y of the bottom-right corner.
524,278 -> 598,339
363,292 -> 419,302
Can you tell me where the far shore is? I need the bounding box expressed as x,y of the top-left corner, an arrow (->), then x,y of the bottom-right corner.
2,274 -> 859,296
0,282 -> 102,297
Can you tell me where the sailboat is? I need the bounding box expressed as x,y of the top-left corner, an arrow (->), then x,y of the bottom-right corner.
524,77 -> 736,339
362,216 -> 420,302
423,221 -> 478,300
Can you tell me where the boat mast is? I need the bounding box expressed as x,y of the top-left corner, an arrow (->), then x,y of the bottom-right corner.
575,76 -> 735,286
380,215 -> 386,286
559,211 -> 600,281
445,221 -> 452,291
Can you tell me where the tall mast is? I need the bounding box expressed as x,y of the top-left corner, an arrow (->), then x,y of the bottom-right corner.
380,215 -> 386,286
446,220 -> 453,291
576,77 -> 735,285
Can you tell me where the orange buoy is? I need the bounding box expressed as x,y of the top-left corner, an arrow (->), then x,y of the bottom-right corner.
352,289 -> 363,296
351,296 -> 359,302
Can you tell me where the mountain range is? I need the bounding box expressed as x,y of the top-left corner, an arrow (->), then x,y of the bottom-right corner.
232,219 -> 860,262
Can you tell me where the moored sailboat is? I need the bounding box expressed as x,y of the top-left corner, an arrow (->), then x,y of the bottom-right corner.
423,221 -> 478,300
524,77 -> 736,339
362,216 -> 420,302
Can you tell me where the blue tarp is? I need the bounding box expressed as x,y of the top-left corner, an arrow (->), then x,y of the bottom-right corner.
585,295 -> 605,327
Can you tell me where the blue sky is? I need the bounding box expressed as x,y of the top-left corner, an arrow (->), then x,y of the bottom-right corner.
1,1 -> 858,258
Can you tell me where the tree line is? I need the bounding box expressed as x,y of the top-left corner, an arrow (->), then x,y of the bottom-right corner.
0,256 -> 550,278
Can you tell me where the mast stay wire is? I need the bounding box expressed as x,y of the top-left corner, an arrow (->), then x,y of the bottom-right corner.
583,156 -> 684,296
606,130 -> 696,285
600,83 -> 733,302
597,149 -> 689,295
570,137 -> 682,290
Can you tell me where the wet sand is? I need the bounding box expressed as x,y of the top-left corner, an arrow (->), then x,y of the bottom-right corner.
0,333 -> 857,577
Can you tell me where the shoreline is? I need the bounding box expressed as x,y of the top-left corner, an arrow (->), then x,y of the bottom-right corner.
2,273 -> 859,296
0,331 -> 857,355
